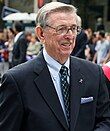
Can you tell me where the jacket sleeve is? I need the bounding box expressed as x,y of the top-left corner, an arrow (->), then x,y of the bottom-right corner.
0,72 -> 24,131
94,66 -> 110,131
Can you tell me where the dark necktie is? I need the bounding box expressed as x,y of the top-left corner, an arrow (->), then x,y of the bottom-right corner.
60,65 -> 70,124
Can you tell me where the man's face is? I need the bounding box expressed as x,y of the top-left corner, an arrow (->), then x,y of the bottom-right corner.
97,34 -> 102,40
38,12 -> 77,64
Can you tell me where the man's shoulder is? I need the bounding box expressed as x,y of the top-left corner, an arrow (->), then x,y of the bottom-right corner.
71,56 -> 99,70
7,59 -> 36,76
17,33 -> 27,42
70,57 -> 103,81
71,56 -> 95,64
7,51 -> 44,77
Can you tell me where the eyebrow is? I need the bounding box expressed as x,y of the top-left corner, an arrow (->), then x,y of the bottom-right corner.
56,24 -> 77,27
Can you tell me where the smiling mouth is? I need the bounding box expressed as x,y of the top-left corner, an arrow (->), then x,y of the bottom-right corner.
61,42 -> 71,46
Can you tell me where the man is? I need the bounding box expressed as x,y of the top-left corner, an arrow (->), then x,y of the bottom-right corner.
0,2 -> 110,131
95,17 -> 105,32
12,21 -> 28,67
93,31 -> 110,65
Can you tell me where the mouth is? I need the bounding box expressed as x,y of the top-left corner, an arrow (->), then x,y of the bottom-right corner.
61,41 -> 71,46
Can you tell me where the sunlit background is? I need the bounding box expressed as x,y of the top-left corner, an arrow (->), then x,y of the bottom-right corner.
0,0 -> 110,31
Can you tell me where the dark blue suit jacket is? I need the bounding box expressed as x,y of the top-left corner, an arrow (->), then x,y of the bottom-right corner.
0,51 -> 110,131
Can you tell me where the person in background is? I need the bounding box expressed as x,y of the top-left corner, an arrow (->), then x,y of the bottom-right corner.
5,28 -> 15,68
0,29 -> 8,76
93,31 -> 110,65
71,15 -> 89,59
85,33 -> 98,61
26,33 -> 42,60
12,21 -> 28,67
85,28 -> 93,41
103,33 -> 110,64
0,2 -> 110,131
95,17 -> 105,32
0,29 -> 6,62
25,32 -> 32,44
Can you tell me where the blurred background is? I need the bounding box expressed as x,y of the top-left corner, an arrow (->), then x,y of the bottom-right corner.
0,0 -> 110,31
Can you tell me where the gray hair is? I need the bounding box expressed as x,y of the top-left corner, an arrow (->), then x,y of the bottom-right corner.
76,15 -> 82,27
36,2 -> 77,27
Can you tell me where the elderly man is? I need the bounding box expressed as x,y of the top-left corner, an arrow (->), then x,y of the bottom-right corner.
0,2 -> 110,131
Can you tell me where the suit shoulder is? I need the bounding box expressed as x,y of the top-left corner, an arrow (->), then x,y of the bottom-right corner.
6,59 -> 35,76
6,51 -> 45,78
71,56 -> 101,72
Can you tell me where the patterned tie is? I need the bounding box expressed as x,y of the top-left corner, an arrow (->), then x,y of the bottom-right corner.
60,65 -> 70,124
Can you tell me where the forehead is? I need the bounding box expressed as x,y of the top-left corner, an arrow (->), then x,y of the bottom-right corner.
48,12 -> 77,26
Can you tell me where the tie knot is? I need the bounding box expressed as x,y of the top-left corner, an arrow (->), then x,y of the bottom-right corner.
60,65 -> 68,76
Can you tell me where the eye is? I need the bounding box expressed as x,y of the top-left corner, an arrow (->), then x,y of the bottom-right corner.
71,26 -> 77,30
57,26 -> 67,31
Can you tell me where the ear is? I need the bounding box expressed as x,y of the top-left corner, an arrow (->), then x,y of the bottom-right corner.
35,26 -> 45,43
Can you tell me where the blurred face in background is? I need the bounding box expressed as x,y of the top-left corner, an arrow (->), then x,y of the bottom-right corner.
7,28 -> 15,39
25,32 -> 32,43
31,34 -> 37,44
105,33 -> 110,42
0,32 -> 4,41
97,34 -> 102,40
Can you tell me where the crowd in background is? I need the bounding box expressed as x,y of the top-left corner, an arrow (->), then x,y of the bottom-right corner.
0,21 -> 110,76
0,22 -> 42,76
85,28 -> 110,65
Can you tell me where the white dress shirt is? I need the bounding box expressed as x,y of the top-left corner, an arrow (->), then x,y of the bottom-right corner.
14,31 -> 23,43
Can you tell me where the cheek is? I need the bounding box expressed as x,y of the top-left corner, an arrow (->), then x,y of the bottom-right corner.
44,37 -> 58,51
46,35 -> 59,49
51,41 -> 60,52
71,40 -> 76,48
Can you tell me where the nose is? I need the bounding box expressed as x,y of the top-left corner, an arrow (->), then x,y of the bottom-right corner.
67,29 -> 73,35
64,30 -> 75,40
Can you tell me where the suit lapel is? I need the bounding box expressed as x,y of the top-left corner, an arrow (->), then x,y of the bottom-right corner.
34,52 -> 68,131
70,57 -> 85,131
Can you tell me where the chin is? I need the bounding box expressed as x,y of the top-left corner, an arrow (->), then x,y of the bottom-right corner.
60,52 -> 71,58
62,50 -> 72,55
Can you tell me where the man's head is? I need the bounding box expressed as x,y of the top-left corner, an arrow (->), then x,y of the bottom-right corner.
98,31 -> 105,40
13,21 -> 24,34
35,2 -> 81,64
36,2 -> 77,27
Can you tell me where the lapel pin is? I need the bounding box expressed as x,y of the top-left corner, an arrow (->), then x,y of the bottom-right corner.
79,79 -> 83,83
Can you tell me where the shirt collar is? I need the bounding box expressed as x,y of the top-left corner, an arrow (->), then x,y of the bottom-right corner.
14,31 -> 23,43
43,48 -> 70,75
